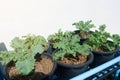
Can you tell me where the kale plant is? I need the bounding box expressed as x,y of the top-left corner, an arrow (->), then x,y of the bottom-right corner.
107,34 -> 120,51
53,31 -> 91,60
47,29 -> 64,44
85,24 -> 120,52
73,20 -> 95,38
0,34 -> 47,75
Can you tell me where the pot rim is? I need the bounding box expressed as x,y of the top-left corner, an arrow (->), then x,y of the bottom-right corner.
92,46 -> 120,55
53,52 -> 94,69
3,53 -> 57,80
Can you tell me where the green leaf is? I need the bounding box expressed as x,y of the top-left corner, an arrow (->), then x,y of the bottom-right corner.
99,24 -> 106,32
47,29 -> 64,42
85,24 -> 120,52
53,50 -> 65,60
111,34 -> 120,45
16,56 -> 35,75
0,34 -> 47,75
52,30 -> 90,60
78,44 -> 90,55
0,51 -> 16,65
73,20 -> 95,34
31,44 -> 44,54
11,37 -> 25,50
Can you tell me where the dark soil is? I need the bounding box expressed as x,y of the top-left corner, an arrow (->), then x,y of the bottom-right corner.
95,45 -> 110,53
60,54 -> 87,65
49,39 -> 59,45
7,55 -> 54,80
80,33 -> 89,39
44,45 -> 49,51
96,48 -> 105,52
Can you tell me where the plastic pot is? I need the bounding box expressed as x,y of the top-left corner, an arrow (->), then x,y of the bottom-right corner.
74,30 -> 93,45
0,42 -> 8,80
47,43 -> 54,54
54,53 -> 94,80
90,47 -> 120,68
3,53 -> 57,80
0,42 -> 7,51
115,46 -> 120,57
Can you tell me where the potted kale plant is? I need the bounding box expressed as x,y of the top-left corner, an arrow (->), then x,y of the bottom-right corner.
47,29 -> 64,54
72,20 -> 95,44
51,31 -> 94,80
0,34 -> 56,80
85,24 -> 120,67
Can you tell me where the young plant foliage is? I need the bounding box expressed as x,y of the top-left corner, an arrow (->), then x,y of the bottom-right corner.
85,24 -> 120,52
73,20 -> 95,38
51,30 -> 91,60
0,34 -> 47,75
47,29 -> 64,44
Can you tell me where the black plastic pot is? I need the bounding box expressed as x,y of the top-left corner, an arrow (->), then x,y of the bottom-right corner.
115,46 -> 120,57
54,53 -> 94,80
90,47 -> 120,68
3,53 -> 57,80
0,66 -> 8,80
47,43 -> 54,54
0,43 -> 7,51
74,30 -> 93,45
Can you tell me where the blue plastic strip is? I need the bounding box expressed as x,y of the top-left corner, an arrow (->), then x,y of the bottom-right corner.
114,69 -> 120,80
70,56 -> 120,80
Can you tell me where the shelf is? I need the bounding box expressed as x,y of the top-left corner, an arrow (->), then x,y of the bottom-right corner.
70,56 -> 120,80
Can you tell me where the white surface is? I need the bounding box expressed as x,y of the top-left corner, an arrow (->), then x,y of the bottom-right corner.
0,0 -> 120,50
70,56 -> 120,80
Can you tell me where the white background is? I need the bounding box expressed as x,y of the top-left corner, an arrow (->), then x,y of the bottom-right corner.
0,0 -> 120,50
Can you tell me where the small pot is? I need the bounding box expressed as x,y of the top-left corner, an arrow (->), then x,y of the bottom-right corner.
0,65 -> 7,80
54,52 -> 94,80
47,42 -> 57,55
90,46 -> 119,68
74,30 -> 93,44
115,46 -> 120,57
0,42 -> 7,51
47,43 -> 54,54
3,53 -> 57,80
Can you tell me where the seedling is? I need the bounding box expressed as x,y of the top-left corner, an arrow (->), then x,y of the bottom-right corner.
52,31 -> 90,60
73,20 -> 95,38
0,34 -> 47,75
86,24 -> 120,52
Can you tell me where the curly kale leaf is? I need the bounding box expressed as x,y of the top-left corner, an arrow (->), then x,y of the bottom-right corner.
0,34 -> 47,75
16,55 -> 35,75
53,31 -> 90,60
73,20 -> 95,33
